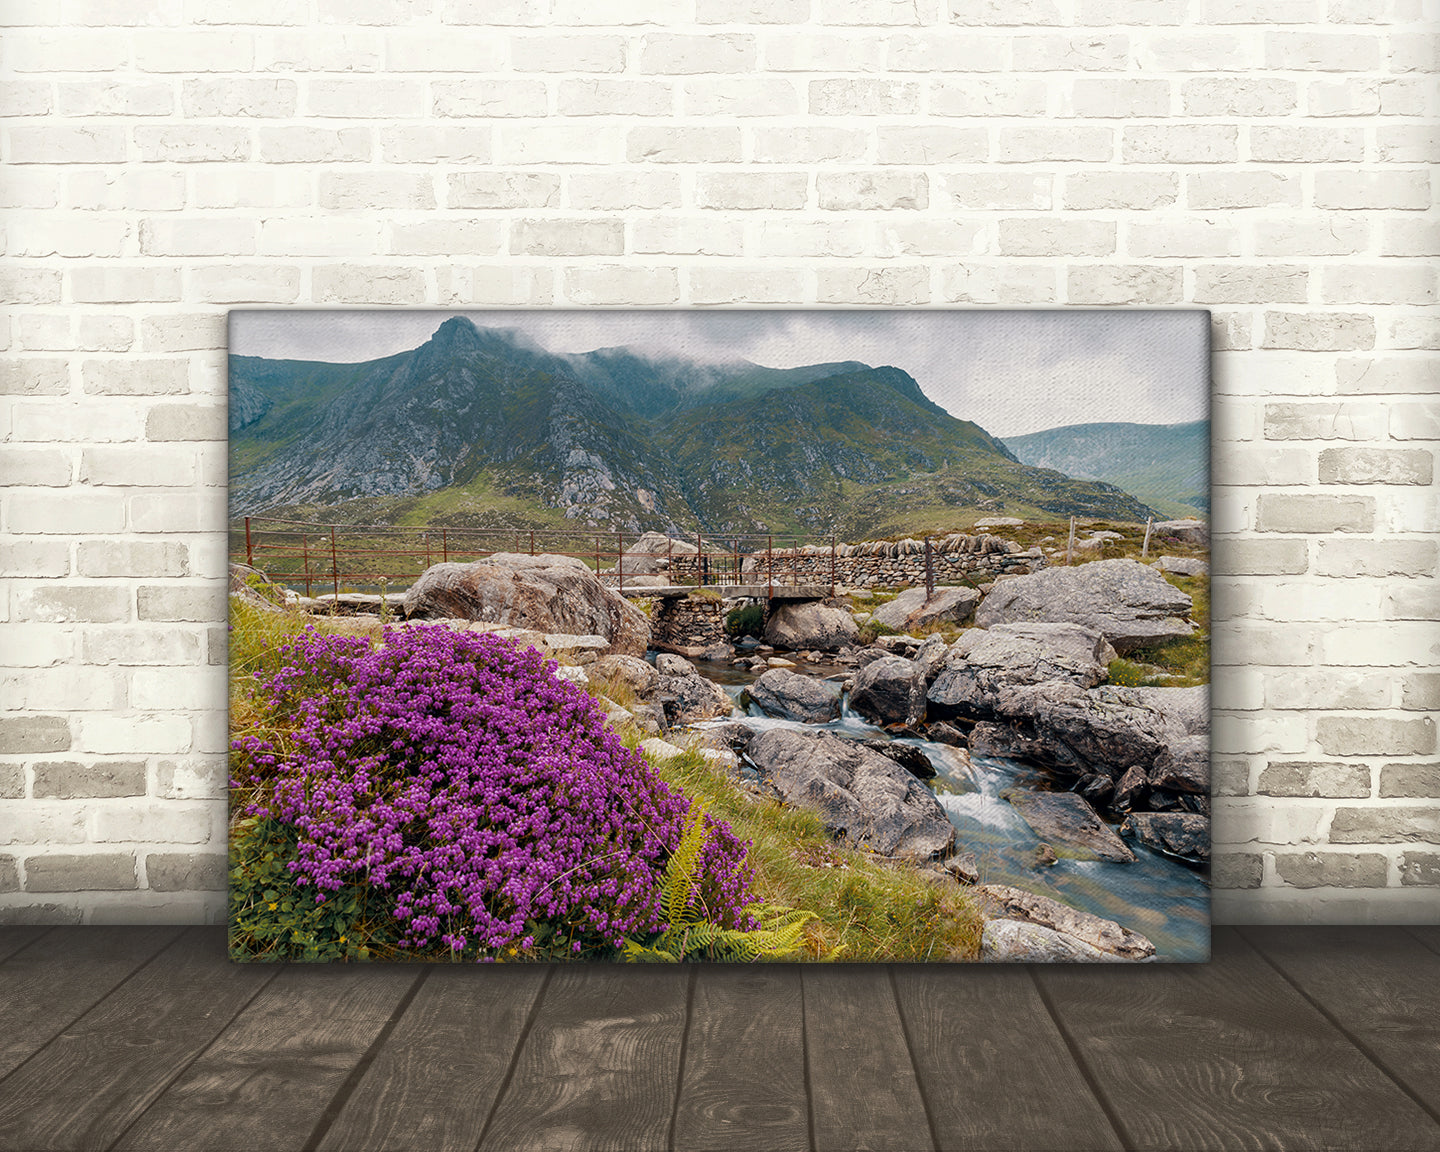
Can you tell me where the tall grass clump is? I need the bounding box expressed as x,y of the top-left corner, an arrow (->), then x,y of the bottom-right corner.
230,622 -> 758,960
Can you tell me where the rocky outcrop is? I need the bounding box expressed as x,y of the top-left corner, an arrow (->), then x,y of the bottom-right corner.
762,600 -> 859,652
927,624 -> 1109,718
656,667 -> 735,727
402,553 -> 651,658
1152,555 -> 1208,577
589,654 -> 659,698
746,728 -> 955,860
979,919 -> 1112,963
870,585 -> 981,632
1152,519 -> 1208,547
860,740 -> 936,780
848,655 -> 927,728
973,559 -> 1194,654
1121,812 -> 1209,864
744,668 -> 842,724
974,884 -> 1155,959
1000,789 -> 1137,863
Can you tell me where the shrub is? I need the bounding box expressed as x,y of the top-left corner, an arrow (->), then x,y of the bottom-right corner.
725,602 -> 765,638
231,625 -> 757,958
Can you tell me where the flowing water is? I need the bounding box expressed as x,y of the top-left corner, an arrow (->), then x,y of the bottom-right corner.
684,655 -> 1210,962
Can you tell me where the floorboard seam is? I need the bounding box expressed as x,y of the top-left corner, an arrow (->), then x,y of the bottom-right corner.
0,925 -> 57,966
0,926 -> 186,1094
102,948 -> 287,1152
1403,927 -> 1440,959
1238,926 -> 1440,1135
300,966 -> 431,1152
799,968 -> 817,1152
887,968 -> 940,1152
666,966 -> 699,1152
1028,968 -> 1136,1152
474,965 -> 554,1152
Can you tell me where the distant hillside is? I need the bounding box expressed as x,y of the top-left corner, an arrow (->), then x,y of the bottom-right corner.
1002,421 -> 1209,520
229,317 -> 1162,538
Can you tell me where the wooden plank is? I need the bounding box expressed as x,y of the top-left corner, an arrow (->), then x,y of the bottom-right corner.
893,965 -> 1124,1152
1243,925 -> 1440,1128
803,966 -> 934,1152
673,966 -> 808,1152
1410,925 -> 1440,957
0,926 -> 182,1080
0,926 -> 51,964
112,963 -> 422,1152
479,965 -> 690,1152
1034,926 -> 1440,1152
313,965 -> 548,1152
0,928 -> 277,1152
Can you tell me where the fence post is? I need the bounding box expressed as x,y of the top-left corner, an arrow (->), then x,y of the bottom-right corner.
244,517 -> 253,568
830,534 -> 837,597
767,535 -> 773,600
696,531 -> 704,587
302,534 -> 311,597
1066,517 -> 1076,566
442,528 -> 448,564
1141,516 -> 1153,559
616,530 -> 622,594
594,534 -> 600,575
330,526 -> 339,599
425,532 -> 432,569
924,535 -> 934,599
530,529 -> 535,557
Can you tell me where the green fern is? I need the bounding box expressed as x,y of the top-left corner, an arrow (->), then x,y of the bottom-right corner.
623,803 -> 816,963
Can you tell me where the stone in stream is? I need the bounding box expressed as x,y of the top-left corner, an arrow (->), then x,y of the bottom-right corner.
1148,734 -> 1210,796
924,721 -> 967,747
1113,765 -> 1149,812
860,740 -> 937,780
869,585 -> 981,632
999,788 -> 1137,863
761,600 -> 859,652
1121,812 -> 1210,865
744,668 -> 842,724
979,919 -> 1113,963
655,652 -> 696,677
973,884 -> 1156,960
973,558 -> 1194,655
848,655 -> 927,728
746,728 -> 955,860
655,668 -> 735,728
402,553 -> 651,658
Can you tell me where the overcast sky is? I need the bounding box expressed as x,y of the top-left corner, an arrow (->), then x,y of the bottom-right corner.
230,309 -> 1210,438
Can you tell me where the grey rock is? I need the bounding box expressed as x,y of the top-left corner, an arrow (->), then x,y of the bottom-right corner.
1121,811 -> 1210,864
1113,765 -> 1149,812
979,919 -> 1113,963
745,669 -> 842,724
973,558 -> 1194,654
849,655 -> 927,728
989,621 -> 1119,667
589,654 -> 659,699
925,721 -> 967,747
1150,735 -> 1210,794
1152,555 -> 1208,577
1000,788 -> 1137,863
1151,519 -> 1209,546
912,633 -> 950,684
943,852 -> 980,884
618,531 -> 696,575
927,627 -> 1107,718
746,727 -> 954,860
763,600 -> 860,651
656,672 -> 735,727
870,585 -> 981,632
860,740 -> 937,780
974,884 -> 1156,959
655,652 -> 695,677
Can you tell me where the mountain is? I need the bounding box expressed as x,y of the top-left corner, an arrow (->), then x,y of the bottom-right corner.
229,317 -> 1161,538
1002,421 -> 1209,520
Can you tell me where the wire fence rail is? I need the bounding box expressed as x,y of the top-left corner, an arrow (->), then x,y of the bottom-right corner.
230,516 -> 853,601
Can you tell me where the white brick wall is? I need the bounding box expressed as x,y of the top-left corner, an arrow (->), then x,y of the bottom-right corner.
1,0 -> 1435,926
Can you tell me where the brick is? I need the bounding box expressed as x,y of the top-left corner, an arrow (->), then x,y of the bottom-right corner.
80,359 -> 190,398
319,173 -> 435,211
810,78 -> 920,116
6,665 -> 128,711
1381,763 -> 1440,798
817,172 -> 927,211
557,80 -> 672,118
1063,172 -> 1176,211
1381,219 -> 1440,258
1065,79 -> 1170,118
1318,716 -> 1435,758
1188,172 -> 1299,209
762,33 -> 885,72
256,127 -> 371,165
1323,265 -> 1436,306
875,127 -> 988,165
753,221 -> 867,258
1136,32 -> 1258,71
999,219 -> 1115,257
140,315 -> 225,354
134,29 -> 251,70
1319,448 -> 1432,486
942,265 -> 1058,304
997,126 -> 1113,163
1254,216 -> 1369,258
1213,760 -> 1250,797
0,360 -> 69,397
626,127 -> 741,164
688,267 -> 805,305
307,78 -> 425,118
824,0 -> 937,23
146,852 -> 226,892
1389,403 -> 1440,442
32,761 -> 145,799
0,857 -> 16,894
181,78 -> 295,118
312,266 -> 426,305
950,0 -> 1062,25
82,627 -> 202,665
1264,401 -> 1388,440
1331,805 -> 1440,844
632,218 -> 745,256
1402,675 -> 1440,713
1123,125 -> 1238,164
639,33 -> 755,74
873,220 -> 983,257
388,221 -> 502,257
512,219 -> 624,257
156,758 -> 226,801
1385,583 -> 1439,620
1128,221 -> 1241,258
9,217 -> 131,260
0,79 -> 53,115
1257,761 -> 1371,798
75,713 -> 192,757
563,267 -> 679,306
1067,266 -> 1181,305
1266,31 -> 1382,71
1275,852 -> 1388,889
1214,798 -> 1325,844
441,0 -> 547,23
512,35 -> 626,72
191,266 -> 302,304
1255,494 -> 1374,533
134,126 -> 250,163
1182,77 -> 1295,116
0,904 -> 82,925
448,172 -> 560,210
138,219 -> 256,259
1196,266 -> 1308,305
25,854 -> 137,892
1012,33 -> 1128,71
1320,624 -> 1434,668
697,173 -> 808,211
71,267 -> 182,305
1401,853 -> 1440,887
1378,125 -> 1440,165
698,0 -> 810,18
1267,669 -> 1392,711
0,716 -> 70,754
816,266 -> 929,305
1212,622 -> 1316,667
1256,123 -> 1372,164
751,127 -> 868,164
931,79 -> 1044,119
1258,580 -> 1385,623
1314,170 -> 1431,211
0,542 -> 71,579
1262,315 -> 1376,353
68,171 -> 186,216
436,267 -> 554,306
567,172 -> 680,210
432,79 -> 547,119
1317,539 -> 1437,578
8,491 -> 128,536
0,268 -> 61,307
7,125 -> 126,165
135,585 -> 223,623
258,29 -> 384,71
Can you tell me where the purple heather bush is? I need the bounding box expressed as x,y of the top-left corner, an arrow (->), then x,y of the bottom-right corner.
232,625 -> 757,956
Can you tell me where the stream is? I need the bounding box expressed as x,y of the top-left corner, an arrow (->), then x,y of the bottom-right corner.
681,654 -> 1210,963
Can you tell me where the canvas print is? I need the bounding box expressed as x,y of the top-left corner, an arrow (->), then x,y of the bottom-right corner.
227,310 -> 1211,964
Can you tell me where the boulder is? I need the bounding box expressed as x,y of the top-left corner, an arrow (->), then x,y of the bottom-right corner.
1149,734 -> 1210,795
849,655 -> 927,728
911,634 -> 949,684
973,517 -> 1024,529
1152,519 -> 1209,547
979,919 -> 1112,963
745,668 -> 842,724
1152,555 -> 1208,577
589,654 -> 659,699
870,585 -> 981,632
973,558 -> 1194,654
988,622 -> 1119,667
639,737 -> 687,761
700,721 -> 757,755
762,600 -> 859,652
1000,788 -> 1137,863
656,671 -> 735,728
655,653 -> 695,677
1112,765 -> 1150,812
746,728 -> 955,860
924,721 -> 967,747
402,554 -> 650,658
860,740 -> 937,780
1121,812 -> 1210,864
617,531 -> 695,576
927,627 -> 1108,718
973,884 -> 1155,959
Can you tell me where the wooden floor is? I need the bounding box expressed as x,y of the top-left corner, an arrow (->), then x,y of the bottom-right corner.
0,926 -> 1436,1152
